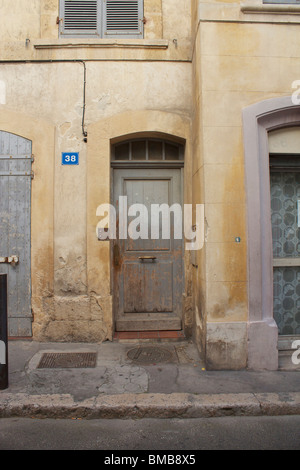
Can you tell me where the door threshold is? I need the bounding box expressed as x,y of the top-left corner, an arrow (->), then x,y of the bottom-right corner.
116,314 -> 181,332
113,330 -> 185,343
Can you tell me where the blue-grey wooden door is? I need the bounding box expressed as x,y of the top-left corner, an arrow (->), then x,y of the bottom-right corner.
113,168 -> 183,331
0,131 -> 32,337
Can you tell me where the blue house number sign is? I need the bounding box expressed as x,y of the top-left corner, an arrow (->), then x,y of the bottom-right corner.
62,152 -> 79,165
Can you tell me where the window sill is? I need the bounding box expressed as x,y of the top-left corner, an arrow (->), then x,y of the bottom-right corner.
33,38 -> 169,50
241,2 -> 300,14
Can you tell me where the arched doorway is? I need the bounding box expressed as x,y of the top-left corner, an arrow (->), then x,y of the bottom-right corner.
111,137 -> 185,331
243,96 -> 300,369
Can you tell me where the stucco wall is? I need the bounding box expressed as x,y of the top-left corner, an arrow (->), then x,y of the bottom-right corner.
0,0 -> 193,342
1,0 -> 300,368
192,0 -> 300,368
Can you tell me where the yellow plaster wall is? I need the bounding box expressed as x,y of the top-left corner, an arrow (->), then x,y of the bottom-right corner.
0,0 -> 192,62
192,1 -> 300,365
0,16 -> 192,341
1,0 -> 300,359
87,110 -> 193,338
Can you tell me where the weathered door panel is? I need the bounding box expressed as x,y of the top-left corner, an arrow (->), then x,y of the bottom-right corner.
123,261 -> 173,313
113,168 -> 183,331
0,131 -> 32,336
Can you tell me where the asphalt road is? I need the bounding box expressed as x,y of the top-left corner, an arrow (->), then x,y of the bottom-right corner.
0,416 -> 299,451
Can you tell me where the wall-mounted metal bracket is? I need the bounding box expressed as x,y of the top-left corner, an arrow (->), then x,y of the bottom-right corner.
0,256 -> 19,265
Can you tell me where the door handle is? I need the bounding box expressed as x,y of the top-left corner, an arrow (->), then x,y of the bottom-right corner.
139,256 -> 157,262
0,256 -> 19,265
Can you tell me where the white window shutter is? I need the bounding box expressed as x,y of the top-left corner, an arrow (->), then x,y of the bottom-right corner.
60,0 -> 99,35
104,0 -> 143,38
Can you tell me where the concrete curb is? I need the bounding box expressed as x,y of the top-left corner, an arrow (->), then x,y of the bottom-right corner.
0,392 -> 299,419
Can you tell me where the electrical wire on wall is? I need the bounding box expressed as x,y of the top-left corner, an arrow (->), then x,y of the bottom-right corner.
80,60 -> 88,143
0,59 -> 88,142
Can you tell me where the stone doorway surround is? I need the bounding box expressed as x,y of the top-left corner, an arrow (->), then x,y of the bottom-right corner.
243,96 -> 300,370
87,110 -> 192,341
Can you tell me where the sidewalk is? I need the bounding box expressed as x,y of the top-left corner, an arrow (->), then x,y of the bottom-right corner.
0,338 -> 299,419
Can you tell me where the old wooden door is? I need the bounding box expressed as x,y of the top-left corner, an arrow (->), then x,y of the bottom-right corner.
113,168 -> 183,331
0,131 -> 32,337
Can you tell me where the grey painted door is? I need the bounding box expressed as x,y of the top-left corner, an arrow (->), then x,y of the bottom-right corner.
113,168 -> 183,331
0,131 -> 32,337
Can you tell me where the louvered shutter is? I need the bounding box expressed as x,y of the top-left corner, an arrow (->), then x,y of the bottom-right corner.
104,0 -> 143,38
263,0 -> 300,2
60,0 -> 100,36
60,0 -> 144,38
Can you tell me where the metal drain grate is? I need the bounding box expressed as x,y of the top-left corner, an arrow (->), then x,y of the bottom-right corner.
127,346 -> 173,364
37,352 -> 97,369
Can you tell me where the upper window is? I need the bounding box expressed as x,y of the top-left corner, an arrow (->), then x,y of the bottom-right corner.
263,0 -> 300,3
112,139 -> 184,161
59,0 -> 144,38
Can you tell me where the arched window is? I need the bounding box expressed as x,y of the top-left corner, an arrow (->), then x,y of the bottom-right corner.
112,138 -> 184,162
